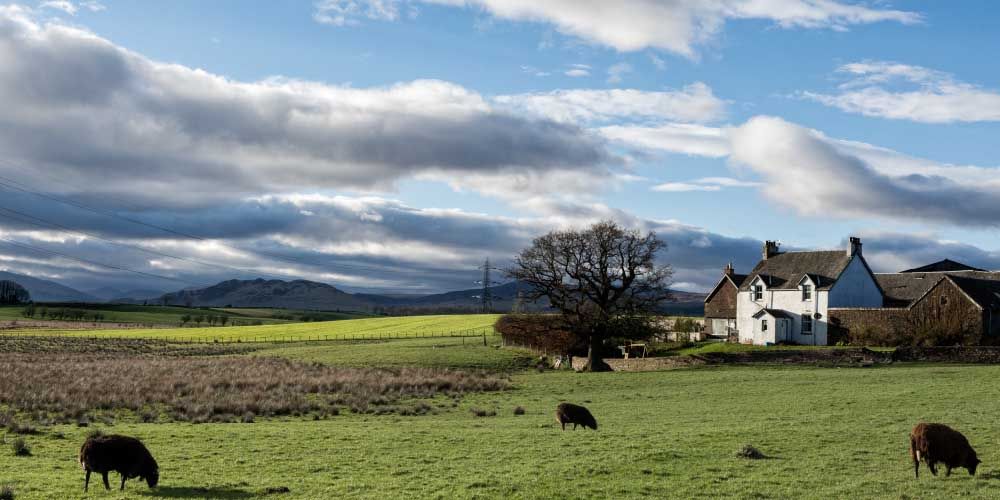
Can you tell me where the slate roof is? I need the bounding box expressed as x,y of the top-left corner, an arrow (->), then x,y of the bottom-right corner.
902,259 -> 985,273
752,308 -> 792,320
875,273 -> 943,308
948,275 -> 1000,310
876,271 -> 1000,308
740,251 -> 853,291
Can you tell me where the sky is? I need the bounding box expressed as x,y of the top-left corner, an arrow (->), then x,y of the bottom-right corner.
1,0 -> 1000,296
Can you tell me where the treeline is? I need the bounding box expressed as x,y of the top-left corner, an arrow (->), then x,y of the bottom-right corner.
22,305 -> 104,322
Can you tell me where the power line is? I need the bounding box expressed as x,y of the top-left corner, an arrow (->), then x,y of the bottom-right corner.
0,237 -> 203,286
474,258 -> 502,313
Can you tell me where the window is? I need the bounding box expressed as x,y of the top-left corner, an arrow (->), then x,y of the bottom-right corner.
940,296 -> 949,306
761,319 -> 768,332
753,285 -> 763,301
802,285 -> 812,301
801,314 -> 813,335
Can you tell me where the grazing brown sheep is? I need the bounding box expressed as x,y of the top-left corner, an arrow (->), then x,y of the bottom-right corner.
910,423 -> 980,478
555,403 -> 597,431
79,434 -> 159,491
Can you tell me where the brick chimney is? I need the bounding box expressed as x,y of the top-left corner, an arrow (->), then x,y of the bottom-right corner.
724,262 -> 735,277
848,236 -> 862,257
762,240 -> 779,260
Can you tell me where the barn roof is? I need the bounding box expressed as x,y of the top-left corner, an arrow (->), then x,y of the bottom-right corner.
948,275 -> 1000,310
740,251 -> 852,291
876,271 -> 1000,308
902,259 -> 985,273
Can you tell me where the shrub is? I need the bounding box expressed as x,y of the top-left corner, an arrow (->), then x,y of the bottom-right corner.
11,438 -> 30,457
0,484 -> 14,500
513,406 -> 526,415
495,314 -> 585,355
241,412 -> 255,424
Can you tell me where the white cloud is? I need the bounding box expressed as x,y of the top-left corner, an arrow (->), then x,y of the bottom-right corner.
802,61 -> 1000,123
313,0 -> 402,26
565,68 -> 589,77
322,0 -> 920,56
649,53 -> 666,70
651,176 -> 760,192
651,182 -> 721,192
600,122 -> 731,157
39,0 -> 76,15
606,62 -> 632,83
728,115 -> 1000,226
495,82 -> 726,125
80,1 -> 104,12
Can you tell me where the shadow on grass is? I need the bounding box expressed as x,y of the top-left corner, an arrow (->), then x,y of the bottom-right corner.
143,486 -> 257,499
976,470 -> 1000,480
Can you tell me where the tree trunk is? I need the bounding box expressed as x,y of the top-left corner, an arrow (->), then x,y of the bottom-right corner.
582,333 -> 611,372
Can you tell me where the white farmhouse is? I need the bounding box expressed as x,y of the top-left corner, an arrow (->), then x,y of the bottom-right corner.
735,237 -> 882,345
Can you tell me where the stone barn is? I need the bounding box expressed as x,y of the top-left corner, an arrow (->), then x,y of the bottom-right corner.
703,263 -> 746,339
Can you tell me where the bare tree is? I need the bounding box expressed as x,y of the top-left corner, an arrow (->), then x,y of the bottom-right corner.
508,220 -> 672,371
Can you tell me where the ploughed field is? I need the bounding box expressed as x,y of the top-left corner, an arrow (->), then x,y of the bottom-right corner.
3,335 -> 1000,498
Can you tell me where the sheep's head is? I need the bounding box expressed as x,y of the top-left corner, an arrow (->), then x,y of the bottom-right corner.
967,456 -> 981,476
144,465 -> 159,488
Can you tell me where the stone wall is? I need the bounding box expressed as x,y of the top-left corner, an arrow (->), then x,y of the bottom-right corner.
569,346 -> 1000,372
828,278 -> 986,346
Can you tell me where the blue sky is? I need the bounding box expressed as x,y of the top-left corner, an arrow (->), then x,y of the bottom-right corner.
0,0 -> 999,295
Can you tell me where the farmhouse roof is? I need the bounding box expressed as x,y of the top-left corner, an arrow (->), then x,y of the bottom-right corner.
740,251 -> 852,292
902,259 -> 985,273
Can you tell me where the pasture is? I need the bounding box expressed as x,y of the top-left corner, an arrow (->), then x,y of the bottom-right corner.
3,332 -> 1000,498
0,303 -> 368,328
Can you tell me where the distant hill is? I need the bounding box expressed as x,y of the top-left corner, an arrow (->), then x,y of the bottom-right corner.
85,286 -> 169,302
0,271 -> 97,302
157,278 -> 370,310
124,278 -> 706,315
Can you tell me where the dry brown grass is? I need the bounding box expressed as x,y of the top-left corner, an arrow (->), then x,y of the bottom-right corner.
0,335 -> 256,356
0,349 -> 509,423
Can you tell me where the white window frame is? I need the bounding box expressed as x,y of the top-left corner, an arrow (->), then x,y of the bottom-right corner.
801,284 -> 812,302
752,285 -> 763,301
801,314 -> 813,335
761,319 -> 768,332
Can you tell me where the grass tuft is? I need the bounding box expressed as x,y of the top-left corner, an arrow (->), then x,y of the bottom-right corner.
735,444 -> 766,460
10,438 -> 30,457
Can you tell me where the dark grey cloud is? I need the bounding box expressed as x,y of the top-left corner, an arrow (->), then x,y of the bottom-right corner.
0,7 -> 612,209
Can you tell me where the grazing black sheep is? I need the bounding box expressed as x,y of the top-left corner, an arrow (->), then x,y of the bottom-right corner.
555,403 -> 597,431
910,423 -> 980,478
79,434 -> 159,491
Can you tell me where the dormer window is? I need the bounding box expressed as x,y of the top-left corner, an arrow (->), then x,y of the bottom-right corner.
752,284 -> 763,301
802,285 -> 812,301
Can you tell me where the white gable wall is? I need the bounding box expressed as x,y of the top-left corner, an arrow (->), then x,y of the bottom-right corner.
828,256 -> 882,308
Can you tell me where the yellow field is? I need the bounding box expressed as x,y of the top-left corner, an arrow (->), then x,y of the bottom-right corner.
13,314 -> 502,342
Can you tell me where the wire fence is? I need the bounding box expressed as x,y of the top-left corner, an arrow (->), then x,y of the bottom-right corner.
0,327 -> 500,345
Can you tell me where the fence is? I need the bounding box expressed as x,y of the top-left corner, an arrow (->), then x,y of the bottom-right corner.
0,327 -> 500,345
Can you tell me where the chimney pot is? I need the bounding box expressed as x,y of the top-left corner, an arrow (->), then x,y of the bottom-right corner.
848,236 -> 862,257
763,241 -> 780,260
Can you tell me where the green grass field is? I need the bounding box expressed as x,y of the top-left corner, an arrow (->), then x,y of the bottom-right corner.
4,363 -> 1000,498
19,314 -> 502,341
0,303 -> 368,327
